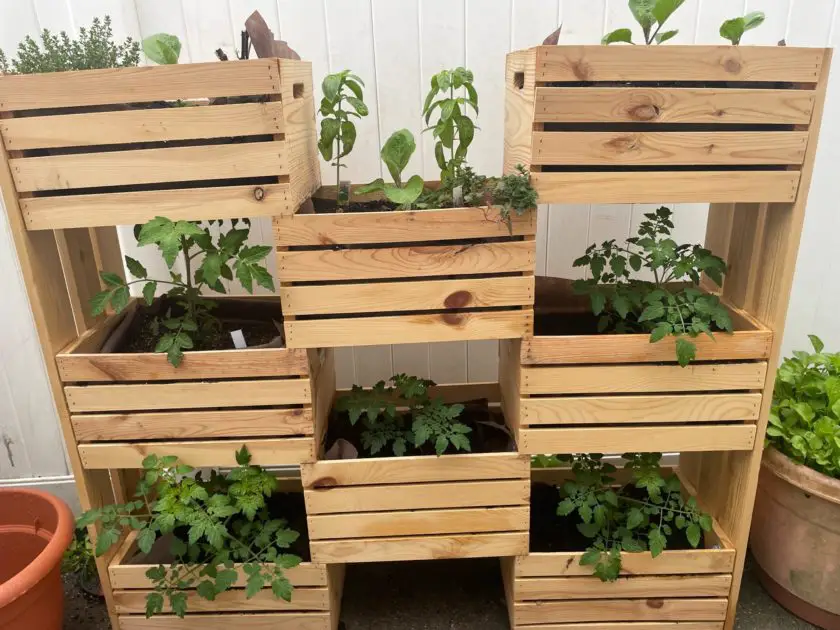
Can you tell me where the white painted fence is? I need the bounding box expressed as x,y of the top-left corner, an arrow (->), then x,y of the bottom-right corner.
1,0 -> 839,487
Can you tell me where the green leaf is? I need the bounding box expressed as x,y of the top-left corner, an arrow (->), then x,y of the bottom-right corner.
686,523 -> 702,548
590,292 -> 607,316
655,29 -> 679,44
94,527 -> 120,556
271,576 -> 293,601
648,528 -> 667,557
318,118 -> 339,161
142,281 -> 157,306
650,321 -> 672,343
142,33 -> 181,65
638,303 -> 665,322
196,580 -> 217,601
245,573 -> 265,598
125,256 -> 148,279
627,507 -> 645,530
145,592 -> 164,618
720,17 -> 745,44
557,498 -> 576,516
235,445 -> 252,466
675,337 -> 696,367
580,549 -> 602,566
380,129 -> 417,185
200,252 -> 224,288
339,120 -> 357,157
602,28 -> 634,45
89,290 -> 112,317
743,11 -> 766,30
355,178 -> 385,196
322,73 -> 342,102
809,335 -> 825,353
629,0 -> 656,37
434,434 -> 449,456
100,271 -> 125,288
136,527 -> 157,554
169,591 -> 187,618
346,96 -> 368,116
652,0 -> 685,25
383,175 -> 424,206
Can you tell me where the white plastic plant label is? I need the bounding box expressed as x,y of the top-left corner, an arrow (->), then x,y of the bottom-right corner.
230,329 -> 247,349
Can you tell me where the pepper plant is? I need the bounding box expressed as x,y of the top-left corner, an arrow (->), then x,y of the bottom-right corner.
572,206 -> 731,366
77,447 -> 301,618
720,11 -> 766,45
90,216 -> 274,367
603,0 -> 685,45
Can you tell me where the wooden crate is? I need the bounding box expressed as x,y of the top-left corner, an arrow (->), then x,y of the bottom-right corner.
0,58 -> 318,230
273,186 -> 536,348
504,45 -> 827,203
502,471 -> 736,630
300,383 -> 530,563
57,298 -> 335,469
109,529 -> 344,630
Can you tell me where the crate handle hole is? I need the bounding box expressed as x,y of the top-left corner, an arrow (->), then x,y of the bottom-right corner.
293,83 -> 305,99
513,72 -> 525,90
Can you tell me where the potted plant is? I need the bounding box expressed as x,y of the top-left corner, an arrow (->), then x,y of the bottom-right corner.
502,453 -> 734,628
300,376 -> 529,563
274,67 -> 538,348
750,335 -> 840,628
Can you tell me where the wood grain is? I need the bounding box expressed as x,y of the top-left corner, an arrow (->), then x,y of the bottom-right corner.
114,587 -> 328,613
515,575 -> 732,601
118,613 -> 330,630
513,623 -> 722,630
517,550 -> 735,578
512,598 -> 728,625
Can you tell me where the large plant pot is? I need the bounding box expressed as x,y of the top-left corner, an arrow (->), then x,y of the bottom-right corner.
0,488 -> 74,630
751,446 -> 840,629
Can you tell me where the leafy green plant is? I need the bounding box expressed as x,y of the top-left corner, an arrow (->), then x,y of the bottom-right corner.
90,217 -> 273,367
143,33 -> 182,64
768,335 -> 840,478
603,0 -> 685,45
0,16 -> 140,74
422,67 -> 478,183
572,206 -> 731,366
357,129 -> 425,208
492,165 -> 539,224
62,528 -> 99,589
547,453 -> 712,581
78,447 -> 301,618
317,70 -> 368,209
720,11 -> 766,45
336,374 -> 471,457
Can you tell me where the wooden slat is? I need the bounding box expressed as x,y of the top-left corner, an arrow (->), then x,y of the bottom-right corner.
78,437 -> 314,469
301,452 -> 528,487
518,550 -> 736,578
304,479 -> 530,515
530,171 -> 800,204
71,408 -> 313,442
22,183 -> 293,230
0,59 -> 281,111
514,624 -> 722,630
11,142 -> 287,192
522,330 -> 772,364
310,531 -> 529,564
520,394 -> 762,425
280,275 -> 534,315
308,506 -> 529,539
58,347 -> 307,382
1,102 -> 284,150
532,131 -> 808,166
520,363 -> 767,395
118,613 -> 330,630
518,425 -> 756,454
277,240 -> 535,282
534,45 -> 824,82
114,587 -> 328,613
273,206 -> 536,245
533,87 -> 816,124
515,574 -> 732,601
285,310 -> 533,348
513,598 -> 728,625
65,379 -> 311,412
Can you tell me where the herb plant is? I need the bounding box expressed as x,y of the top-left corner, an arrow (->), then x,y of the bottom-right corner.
422,67 -> 478,183
0,16 -> 140,74
720,12 -> 766,45
62,528 -> 99,592
542,453 -> 713,581
768,335 -> 840,478
78,447 -> 301,618
90,216 -> 274,367
603,0 -> 685,45
143,33 -> 182,64
317,70 -> 368,209
572,206 -> 731,366
357,129 -> 425,208
336,374 -> 471,457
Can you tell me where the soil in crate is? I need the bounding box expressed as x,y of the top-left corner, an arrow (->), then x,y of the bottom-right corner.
312,196 -> 398,214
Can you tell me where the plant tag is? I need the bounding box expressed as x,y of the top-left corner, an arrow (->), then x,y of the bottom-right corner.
453,185 -> 464,206
230,329 -> 247,349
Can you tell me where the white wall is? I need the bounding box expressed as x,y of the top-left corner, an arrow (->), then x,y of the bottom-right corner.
1,0 -> 838,483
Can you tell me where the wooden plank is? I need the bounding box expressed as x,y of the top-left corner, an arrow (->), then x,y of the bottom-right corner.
304,479 -> 530,515
273,206 -> 536,245
281,275 -> 534,315
114,587 -> 328,613
534,45 -> 824,83
1,102 -> 285,150
530,171 -> 800,204
504,50 -> 538,176
301,452 -> 529,487
11,142 -> 287,192
65,379 -> 311,412
514,624 -> 722,630
0,59 -> 281,111
277,59 -> 320,207
118,613 -> 330,630
533,87 -> 815,125
71,408 -> 313,442
522,330 -> 772,365
532,132 -> 808,166
285,310 -> 533,348
513,598 -> 728,625
58,347 -> 307,382
520,394 -> 762,425
519,425 -> 756,454
22,183 -> 293,230
520,363 -> 767,395
78,437 -> 314,469
515,574 -> 733,601
277,240 -> 535,282
310,531 -> 529,564
308,506 -> 529,539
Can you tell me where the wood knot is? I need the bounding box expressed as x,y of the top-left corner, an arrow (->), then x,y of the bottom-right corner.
571,60 -> 592,81
253,187 -> 266,201
310,477 -> 338,489
441,312 -> 466,326
646,598 -> 665,609
604,135 -> 640,153
723,58 -> 742,74
628,103 -> 660,121
444,290 -> 473,309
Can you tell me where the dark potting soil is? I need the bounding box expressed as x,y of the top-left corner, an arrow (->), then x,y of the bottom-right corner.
529,482 -> 701,553
63,573 -> 109,630
534,310 -> 607,337
324,399 -> 514,459
313,196 -> 399,214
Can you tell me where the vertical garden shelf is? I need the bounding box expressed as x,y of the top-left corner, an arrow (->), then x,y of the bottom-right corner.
504,44 -> 832,630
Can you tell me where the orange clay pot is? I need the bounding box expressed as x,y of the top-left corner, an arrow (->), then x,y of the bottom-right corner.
0,488 -> 74,630
751,446 -> 840,629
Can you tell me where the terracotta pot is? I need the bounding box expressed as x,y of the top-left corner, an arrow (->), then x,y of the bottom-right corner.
0,488 -> 74,630
751,446 -> 840,629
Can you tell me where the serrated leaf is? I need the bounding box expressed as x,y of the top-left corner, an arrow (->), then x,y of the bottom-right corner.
125,256 -> 148,279
136,527 -> 157,554
675,337 -> 696,367
145,592 -> 164,618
